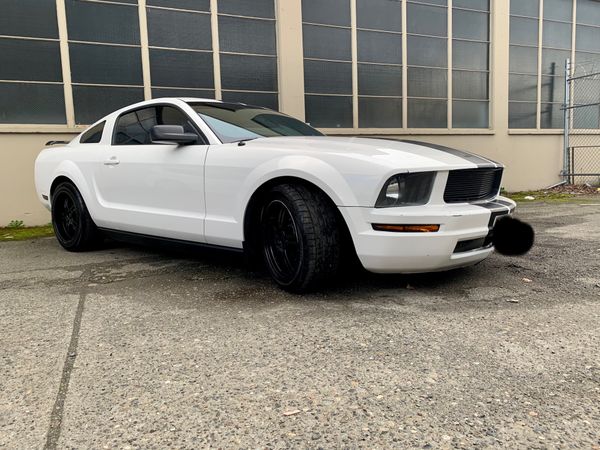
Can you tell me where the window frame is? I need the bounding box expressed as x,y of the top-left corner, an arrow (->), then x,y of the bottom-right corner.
111,103 -> 208,146
302,0 -> 493,133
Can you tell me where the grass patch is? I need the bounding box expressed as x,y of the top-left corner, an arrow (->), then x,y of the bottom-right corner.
0,224 -> 55,242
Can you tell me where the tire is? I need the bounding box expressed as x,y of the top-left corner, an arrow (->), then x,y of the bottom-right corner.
260,183 -> 340,292
51,182 -> 102,251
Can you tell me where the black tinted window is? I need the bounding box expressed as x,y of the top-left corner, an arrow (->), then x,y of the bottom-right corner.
113,105 -> 197,145
81,121 -> 105,144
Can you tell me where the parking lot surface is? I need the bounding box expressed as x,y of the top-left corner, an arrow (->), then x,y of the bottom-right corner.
1,202 -> 599,449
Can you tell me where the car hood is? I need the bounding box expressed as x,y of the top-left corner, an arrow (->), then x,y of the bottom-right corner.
245,136 -> 499,171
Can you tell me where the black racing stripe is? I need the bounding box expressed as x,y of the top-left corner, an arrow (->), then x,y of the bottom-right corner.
477,202 -> 512,228
400,139 -> 500,168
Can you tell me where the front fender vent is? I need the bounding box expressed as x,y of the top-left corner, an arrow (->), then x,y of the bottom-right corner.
444,167 -> 503,203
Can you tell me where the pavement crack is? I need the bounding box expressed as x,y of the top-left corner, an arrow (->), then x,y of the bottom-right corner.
43,288 -> 87,449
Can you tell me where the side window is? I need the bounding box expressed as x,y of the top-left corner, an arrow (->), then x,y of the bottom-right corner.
80,121 -> 105,144
113,107 -> 158,145
159,106 -> 198,135
113,105 -> 202,145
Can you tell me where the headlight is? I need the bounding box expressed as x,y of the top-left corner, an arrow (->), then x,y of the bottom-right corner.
376,172 -> 436,208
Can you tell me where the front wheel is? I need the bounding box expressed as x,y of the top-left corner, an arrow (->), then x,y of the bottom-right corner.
260,184 -> 341,292
51,182 -> 102,251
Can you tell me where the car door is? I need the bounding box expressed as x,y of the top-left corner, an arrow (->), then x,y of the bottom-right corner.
93,104 -> 208,242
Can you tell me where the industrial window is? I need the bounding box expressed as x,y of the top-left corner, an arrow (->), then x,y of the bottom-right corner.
0,0 -> 66,124
301,0 -> 490,130
509,0 -> 600,130
66,0 -> 144,124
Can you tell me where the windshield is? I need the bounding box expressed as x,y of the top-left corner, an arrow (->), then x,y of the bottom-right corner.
188,102 -> 323,143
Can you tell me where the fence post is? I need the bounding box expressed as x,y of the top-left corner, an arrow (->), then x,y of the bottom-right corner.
563,58 -> 571,182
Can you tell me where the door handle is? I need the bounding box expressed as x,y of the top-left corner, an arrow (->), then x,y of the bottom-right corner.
104,157 -> 120,166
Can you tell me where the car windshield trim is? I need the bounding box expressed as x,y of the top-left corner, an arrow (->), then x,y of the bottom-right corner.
187,101 -> 323,143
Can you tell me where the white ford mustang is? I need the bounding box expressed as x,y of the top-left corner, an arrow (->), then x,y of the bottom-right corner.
35,98 -> 532,292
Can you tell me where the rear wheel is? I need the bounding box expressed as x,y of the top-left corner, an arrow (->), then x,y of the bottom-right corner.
51,182 -> 101,251
260,184 -> 340,292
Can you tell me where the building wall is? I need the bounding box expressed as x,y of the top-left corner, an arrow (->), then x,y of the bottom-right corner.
2,0 -> 596,226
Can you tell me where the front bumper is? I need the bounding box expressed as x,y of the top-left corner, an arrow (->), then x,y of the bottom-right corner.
339,196 -> 516,274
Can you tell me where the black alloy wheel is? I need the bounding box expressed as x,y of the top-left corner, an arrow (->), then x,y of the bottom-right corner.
262,199 -> 303,286
51,182 -> 101,251
259,184 -> 341,292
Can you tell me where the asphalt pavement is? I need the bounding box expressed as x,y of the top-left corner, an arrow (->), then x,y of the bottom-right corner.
1,202 -> 599,449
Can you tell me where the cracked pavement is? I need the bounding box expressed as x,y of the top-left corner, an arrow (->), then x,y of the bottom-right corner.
0,203 -> 599,449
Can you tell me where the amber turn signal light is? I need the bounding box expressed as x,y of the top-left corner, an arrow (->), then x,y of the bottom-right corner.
372,224 -> 440,233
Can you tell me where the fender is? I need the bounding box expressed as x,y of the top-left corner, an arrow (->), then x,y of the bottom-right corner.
49,161 -> 98,217
203,155 -> 362,248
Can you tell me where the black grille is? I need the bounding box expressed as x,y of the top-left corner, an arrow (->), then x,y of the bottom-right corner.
444,167 -> 503,203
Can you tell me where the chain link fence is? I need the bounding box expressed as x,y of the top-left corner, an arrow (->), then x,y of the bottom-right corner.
563,58 -> 600,185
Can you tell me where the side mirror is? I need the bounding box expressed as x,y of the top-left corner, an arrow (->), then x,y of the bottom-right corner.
150,125 -> 198,145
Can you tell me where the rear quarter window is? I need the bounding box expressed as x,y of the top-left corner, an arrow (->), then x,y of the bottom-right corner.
80,121 -> 105,144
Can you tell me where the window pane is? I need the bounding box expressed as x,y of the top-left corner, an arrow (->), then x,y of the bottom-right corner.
150,49 -> 214,88
509,74 -> 538,101
81,122 -> 106,144
408,67 -> 447,98
0,0 -> 59,39
304,60 -> 352,94
453,70 -> 488,100
542,20 -> 572,49
152,88 -> 215,99
407,36 -> 447,67
509,102 -> 537,128
453,100 -> 489,128
576,26 -> 600,54
303,24 -> 351,60
0,83 -> 66,124
221,91 -> 279,110
147,8 -> 212,50
305,95 -> 353,128
302,0 -> 351,26
542,49 -> 570,75
454,0 -> 489,10
510,0 -> 539,18
410,0 -> 447,6
407,3 -> 447,37
453,10 -> 488,41
73,85 -> 144,124
453,40 -> 488,70
510,17 -> 539,46
357,0 -> 402,32
147,0 -> 210,11
540,103 -> 564,128
0,39 -> 62,82
576,52 -> 600,65
357,30 -> 402,64
543,0 -> 572,21
577,0 -> 600,26
509,45 -> 538,74
220,54 -> 277,91
114,107 -> 156,145
70,43 -> 143,85
541,76 -> 565,103
408,99 -> 447,128
359,97 -> 402,128
218,0 -> 275,18
573,104 -> 600,129
66,0 -> 140,45
219,16 -> 276,55
358,64 -> 402,96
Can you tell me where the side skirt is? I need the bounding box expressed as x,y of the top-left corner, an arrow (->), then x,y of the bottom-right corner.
97,228 -> 244,254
